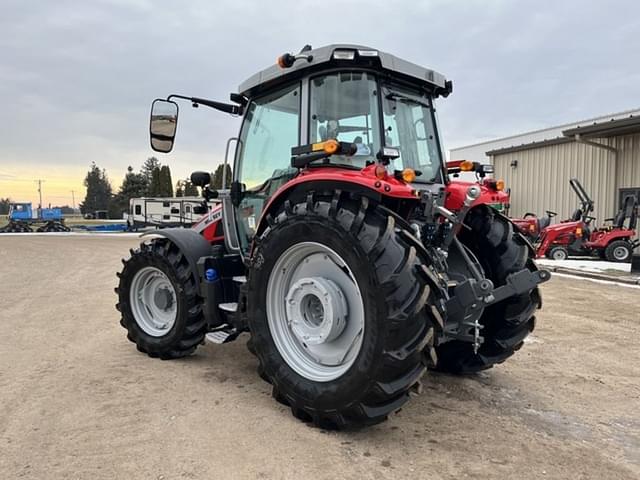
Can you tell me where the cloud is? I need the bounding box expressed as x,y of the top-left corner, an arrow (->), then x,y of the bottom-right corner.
1,0 -> 639,196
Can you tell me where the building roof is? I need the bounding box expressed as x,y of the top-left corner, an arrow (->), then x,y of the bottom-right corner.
485,113 -> 640,155
562,114 -> 640,138
486,136 -> 573,155
449,107 -> 640,162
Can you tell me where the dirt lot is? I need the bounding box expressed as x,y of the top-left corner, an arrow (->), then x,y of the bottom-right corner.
1,235 -> 639,480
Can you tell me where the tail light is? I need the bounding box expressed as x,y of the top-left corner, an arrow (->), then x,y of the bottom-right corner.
374,164 -> 387,179
576,227 -> 583,236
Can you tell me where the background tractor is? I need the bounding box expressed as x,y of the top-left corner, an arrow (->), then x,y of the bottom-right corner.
512,210 -> 557,242
116,44 -> 549,429
446,160 -> 510,213
535,178 -> 638,261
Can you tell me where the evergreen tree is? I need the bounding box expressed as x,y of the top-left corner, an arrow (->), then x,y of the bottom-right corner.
160,165 -> 174,197
211,164 -> 232,190
80,162 -> 112,215
149,167 -> 162,196
141,157 -> 160,185
110,166 -> 149,217
0,197 -> 11,215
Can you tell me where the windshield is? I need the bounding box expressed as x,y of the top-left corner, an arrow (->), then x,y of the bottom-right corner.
308,72 -> 443,182
381,84 -> 442,182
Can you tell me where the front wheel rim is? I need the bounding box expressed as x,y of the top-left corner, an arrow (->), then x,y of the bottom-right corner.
552,249 -> 566,260
130,266 -> 178,337
266,242 -> 365,382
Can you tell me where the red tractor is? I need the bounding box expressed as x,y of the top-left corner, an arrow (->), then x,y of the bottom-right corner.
116,44 -> 549,429
536,178 -> 639,261
446,160 -> 510,214
512,210 -> 558,242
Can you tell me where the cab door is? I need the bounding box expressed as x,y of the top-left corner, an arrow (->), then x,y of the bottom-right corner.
225,82 -> 301,254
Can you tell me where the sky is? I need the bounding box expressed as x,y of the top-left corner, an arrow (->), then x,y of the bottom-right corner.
1,0 -> 639,207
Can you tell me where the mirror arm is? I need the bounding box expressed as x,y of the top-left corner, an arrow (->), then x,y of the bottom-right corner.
167,94 -> 242,115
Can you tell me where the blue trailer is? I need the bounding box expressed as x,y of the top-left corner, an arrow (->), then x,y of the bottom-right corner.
0,202 -> 70,233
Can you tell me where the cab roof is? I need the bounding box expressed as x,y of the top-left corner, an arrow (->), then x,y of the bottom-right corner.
237,44 -> 452,99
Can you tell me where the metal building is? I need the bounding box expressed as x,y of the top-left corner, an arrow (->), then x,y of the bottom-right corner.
450,110 -> 640,242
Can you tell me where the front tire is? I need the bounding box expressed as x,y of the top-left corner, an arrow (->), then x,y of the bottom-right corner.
116,238 -> 206,359
548,245 -> 569,261
434,206 -> 540,374
247,193 -> 442,429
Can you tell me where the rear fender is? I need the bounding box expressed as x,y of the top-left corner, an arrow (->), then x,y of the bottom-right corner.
587,228 -> 636,248
254,178 -> 419,238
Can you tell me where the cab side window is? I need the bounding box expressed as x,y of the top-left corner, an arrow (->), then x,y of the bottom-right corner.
235,83 -> 301,251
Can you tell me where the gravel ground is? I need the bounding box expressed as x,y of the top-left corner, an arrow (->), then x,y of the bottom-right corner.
1,236 -> 639,480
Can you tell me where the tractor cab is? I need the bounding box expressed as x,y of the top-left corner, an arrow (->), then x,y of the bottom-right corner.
8,202 -> 33,221
150,45 -> 452,255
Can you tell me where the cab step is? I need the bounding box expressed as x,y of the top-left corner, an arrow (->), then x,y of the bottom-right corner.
205,324 -> 241,344
219,302 -> 238,313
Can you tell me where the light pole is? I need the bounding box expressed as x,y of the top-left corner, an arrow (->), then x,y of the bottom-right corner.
35,179 -> 45,218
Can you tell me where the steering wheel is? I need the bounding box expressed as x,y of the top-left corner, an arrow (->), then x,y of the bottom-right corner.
546,210 -> 558,217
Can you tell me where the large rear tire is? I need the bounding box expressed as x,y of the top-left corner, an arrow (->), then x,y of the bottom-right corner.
434,205 -> 540,374
247,193 -> 442,429
116,238 -> 206,359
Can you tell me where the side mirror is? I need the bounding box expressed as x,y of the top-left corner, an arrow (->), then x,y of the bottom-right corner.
190,171 -> 211,188
150,99 -> 179,153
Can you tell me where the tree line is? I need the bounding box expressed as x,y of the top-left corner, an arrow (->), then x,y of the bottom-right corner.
80,158 -> 231,219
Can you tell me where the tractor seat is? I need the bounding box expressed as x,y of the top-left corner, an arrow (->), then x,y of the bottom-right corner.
570,208 -> 583,222
538,216 -> 551,230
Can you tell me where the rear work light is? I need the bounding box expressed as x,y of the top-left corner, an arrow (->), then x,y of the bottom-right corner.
357,49 -> 378,57
311,139 -> 340,154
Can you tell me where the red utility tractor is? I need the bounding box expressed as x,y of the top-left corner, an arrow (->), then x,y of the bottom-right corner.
512,210 -> 558,242
536,178 -> 639,261
116,44 -> 549,429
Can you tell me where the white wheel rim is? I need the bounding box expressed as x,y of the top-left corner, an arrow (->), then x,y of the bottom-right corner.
130,266 -> 178,337
613,246 -> 629,260
266,242 -> 365,382
552,249 -> 566,260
